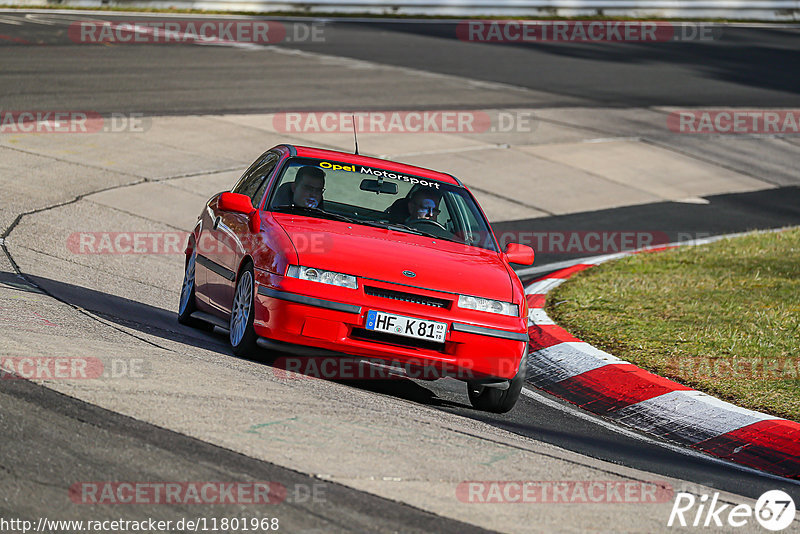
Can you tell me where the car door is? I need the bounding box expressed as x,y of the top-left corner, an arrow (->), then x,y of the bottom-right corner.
203,152 -> 280,316
195,154 -> 264,313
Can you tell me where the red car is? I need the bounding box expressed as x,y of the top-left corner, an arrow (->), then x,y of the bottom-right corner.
178,144 -> 535,412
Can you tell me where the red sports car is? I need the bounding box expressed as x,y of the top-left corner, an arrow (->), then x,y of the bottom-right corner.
178,144 -> 534,412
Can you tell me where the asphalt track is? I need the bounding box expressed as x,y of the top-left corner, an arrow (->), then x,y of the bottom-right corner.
0,376 -> 491,534
2,13 -> 800,112
2,11 -> 800,532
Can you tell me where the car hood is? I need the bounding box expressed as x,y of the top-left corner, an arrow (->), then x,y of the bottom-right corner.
274,214 -> 513,301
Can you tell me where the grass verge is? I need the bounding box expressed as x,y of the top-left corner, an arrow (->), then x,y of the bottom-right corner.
545,228 -> 800,421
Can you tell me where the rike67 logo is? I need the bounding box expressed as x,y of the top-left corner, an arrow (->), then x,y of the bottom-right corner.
668,490 -> 796,531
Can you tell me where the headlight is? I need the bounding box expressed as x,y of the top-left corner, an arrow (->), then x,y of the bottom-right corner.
286,265 -> 358,289
457,295 -> 518,316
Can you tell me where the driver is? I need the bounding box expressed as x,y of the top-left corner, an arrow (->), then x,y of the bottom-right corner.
291,166 -> 326,209
406,189 -> 441,223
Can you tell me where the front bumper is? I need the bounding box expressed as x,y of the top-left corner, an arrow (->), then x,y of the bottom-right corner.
253,270 -> 528,381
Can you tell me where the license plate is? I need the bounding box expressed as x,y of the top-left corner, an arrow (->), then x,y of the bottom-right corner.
365,310 -> 447,343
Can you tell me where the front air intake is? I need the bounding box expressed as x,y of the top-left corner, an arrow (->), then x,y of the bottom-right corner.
364,286 -> 450,309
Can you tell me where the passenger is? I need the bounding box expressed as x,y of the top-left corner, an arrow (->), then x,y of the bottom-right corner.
406,189 -> 442,222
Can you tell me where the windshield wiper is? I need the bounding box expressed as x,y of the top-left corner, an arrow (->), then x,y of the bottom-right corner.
273,206 -> 463,244
273,206 -> 412,233
272,204 -> 359,225
357,220 -> 423,234
384,223 -> 465,244
386,222 -> 429,236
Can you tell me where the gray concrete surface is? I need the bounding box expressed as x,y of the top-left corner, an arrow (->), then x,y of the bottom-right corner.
2,14 -> 800,532
2,106 -> 795,532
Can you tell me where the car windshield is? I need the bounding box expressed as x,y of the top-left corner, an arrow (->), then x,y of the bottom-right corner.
267,157 -> 498,252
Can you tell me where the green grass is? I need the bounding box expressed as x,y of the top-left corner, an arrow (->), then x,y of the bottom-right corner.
546,228 -> 800,422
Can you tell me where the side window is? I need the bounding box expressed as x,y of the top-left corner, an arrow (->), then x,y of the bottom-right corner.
232,153 -> 269,194
249,154 -> 280,209
232,153 -> 279,208
450,192 -> 492,248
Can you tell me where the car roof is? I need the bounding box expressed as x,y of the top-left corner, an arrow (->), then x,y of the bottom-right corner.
288,145 -> 462,186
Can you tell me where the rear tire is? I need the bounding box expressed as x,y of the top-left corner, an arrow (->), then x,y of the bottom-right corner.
230,262 -> 258,356
467,347 -> 527,414
178,250 -> 214,331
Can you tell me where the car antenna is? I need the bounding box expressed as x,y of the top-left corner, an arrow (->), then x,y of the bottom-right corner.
352,114 -> 359,155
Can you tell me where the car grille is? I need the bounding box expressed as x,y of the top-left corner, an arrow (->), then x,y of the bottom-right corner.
364,286 -> 450,309
350,328 -> 446,352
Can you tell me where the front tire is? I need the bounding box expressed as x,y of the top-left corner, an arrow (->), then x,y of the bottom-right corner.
467,347 -> 527,414
230,262 -> 258,356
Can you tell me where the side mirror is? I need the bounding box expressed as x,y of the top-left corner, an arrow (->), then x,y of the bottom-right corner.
504,243 -> 535,265
360,179 -> 398,195
219,192 -> 254,214
218,192 -> 260,233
